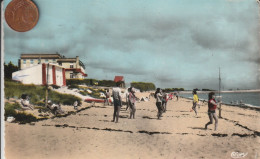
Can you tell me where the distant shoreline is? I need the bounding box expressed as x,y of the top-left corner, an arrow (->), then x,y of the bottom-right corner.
179,89 -> 260,94
180,96 -> 260,110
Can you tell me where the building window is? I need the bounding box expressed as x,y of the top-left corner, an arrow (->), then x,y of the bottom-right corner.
45,59 -> 48,63
70,73 -> 74,79
70,64 -> 74,68
30,59 -> 34,64
23,59 -> 26,64
52,59 -> 55,62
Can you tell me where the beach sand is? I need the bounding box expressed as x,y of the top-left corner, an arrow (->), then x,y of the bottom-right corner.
4,96 -> 260,159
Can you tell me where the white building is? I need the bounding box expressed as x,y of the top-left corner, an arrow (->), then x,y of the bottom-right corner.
12,63 -> 66,86
18,53 -> 87,79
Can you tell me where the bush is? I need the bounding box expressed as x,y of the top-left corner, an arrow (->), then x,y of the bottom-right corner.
68,84 -> 79,89
131,82 -> 156,92
164,88 -> 185,92
98,80 -> 117,87
34,106 -> 49,112
66,79 -> 118,87
4,102 -> 37,123
51,85 -> 61,89
48,91 -> 81,105
4,102 -> 21,120
66,79 -> 98,86
15,112 -> 37,123
5,80 -> 82,106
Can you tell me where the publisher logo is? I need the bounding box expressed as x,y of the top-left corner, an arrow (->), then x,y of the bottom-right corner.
231,152 -> 248,158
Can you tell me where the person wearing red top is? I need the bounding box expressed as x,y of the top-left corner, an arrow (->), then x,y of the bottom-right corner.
205,92 -> 219,131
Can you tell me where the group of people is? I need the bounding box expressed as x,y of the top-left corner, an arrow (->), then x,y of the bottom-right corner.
154,88 -> 219,131
154,88 -> 169,119
108,85 -> 219,131
110,85 -> 136,123
189,89 -> 219,131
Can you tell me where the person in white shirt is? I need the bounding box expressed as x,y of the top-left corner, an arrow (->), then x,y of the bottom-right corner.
111,86 -> 122,123
154,88 -> 163,119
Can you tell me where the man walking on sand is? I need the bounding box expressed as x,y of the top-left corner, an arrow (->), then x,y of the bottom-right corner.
111,84 -> 122,123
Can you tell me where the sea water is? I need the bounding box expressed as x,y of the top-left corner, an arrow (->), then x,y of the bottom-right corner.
180,92 -> 260,107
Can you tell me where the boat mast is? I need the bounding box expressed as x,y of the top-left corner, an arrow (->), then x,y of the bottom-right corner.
219,67 -> 222,118
219,67 -> 221,97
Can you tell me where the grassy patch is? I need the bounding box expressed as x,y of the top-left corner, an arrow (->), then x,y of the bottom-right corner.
4,102 -> 37,123
78,87 -> 105,99
4,102 -> 21,120
5,80 -> 81,106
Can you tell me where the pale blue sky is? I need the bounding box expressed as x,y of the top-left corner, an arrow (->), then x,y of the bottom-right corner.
3,0 -> 260,90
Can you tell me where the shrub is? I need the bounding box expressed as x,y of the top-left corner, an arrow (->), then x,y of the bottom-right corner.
15,112 -> 37,123
92,92 -> 101,99
98,80 -> 117,87
5,80 -> 82,106
68,84 -> 79,89
4,102 -> 20,120
51,85 -> 61,89
66,79 -> 118,87
131,82 -> 156,92
66,79 -> 98,86
163,88 -> 185,92
4,102 -> 37,123
34,106 -> 49,112
48,91 -> 81,105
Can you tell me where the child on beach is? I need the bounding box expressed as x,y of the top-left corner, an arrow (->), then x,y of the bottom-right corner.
111,85 -> 122,123
190,90 -> 199,115
128,87 -> 136,119
205,92 -> 219,131
154,88 -> 163,119
104,89 -> 110,106
74,100 -> 78,110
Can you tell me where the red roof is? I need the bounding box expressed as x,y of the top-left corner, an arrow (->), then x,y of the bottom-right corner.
114,76 -> 124,82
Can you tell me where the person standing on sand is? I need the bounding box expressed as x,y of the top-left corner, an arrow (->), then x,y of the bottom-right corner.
154,88 -> 163,119
205,92 -> 219,131
176,91 -> 179,101
111,85 -> 122,123
162,90 -> 168,112
125,87 -> 131,110
104,89 -> 110,106
190,90 -> 199,115
128,87 -> 136,119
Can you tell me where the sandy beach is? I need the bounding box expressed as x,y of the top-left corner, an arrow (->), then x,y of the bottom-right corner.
4,95 -> 260,159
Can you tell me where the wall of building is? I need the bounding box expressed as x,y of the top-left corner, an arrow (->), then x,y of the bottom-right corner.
20,59 -> 58,69
12,64 -> 43,85
12,64 -> 65,86
65,70 -> 85,79
56,67 -> 64,86
19,55 -> 86,80
61,62 -> 76,69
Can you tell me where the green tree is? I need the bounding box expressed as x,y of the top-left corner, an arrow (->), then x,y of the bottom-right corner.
130,82 -> 156,92
4,61 -> 18,79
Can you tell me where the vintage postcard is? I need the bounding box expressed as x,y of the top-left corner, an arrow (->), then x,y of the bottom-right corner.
1,0 -> 260,159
